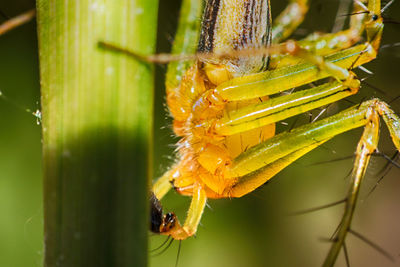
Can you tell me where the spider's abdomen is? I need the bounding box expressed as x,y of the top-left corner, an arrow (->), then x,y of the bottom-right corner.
198,0 -> 272,76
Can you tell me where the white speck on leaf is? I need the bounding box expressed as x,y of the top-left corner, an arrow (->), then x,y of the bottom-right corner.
135,8 -> 144,15
33,109 -> 42,125
90,2 -> 105,13
90,2 -> 98,10
106,66 -> 114,75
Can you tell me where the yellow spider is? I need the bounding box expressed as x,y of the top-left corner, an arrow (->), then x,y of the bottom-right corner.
149,0 -> 400,265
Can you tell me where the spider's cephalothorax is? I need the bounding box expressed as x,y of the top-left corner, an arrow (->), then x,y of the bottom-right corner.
153,0 -> 400,265
165,0 -> 277,202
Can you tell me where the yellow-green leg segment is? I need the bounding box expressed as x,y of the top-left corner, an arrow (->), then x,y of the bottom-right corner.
212,43 -> 375,102
272,0 -> 309,43
323,103 -> 380,266
226,100 -> 400,178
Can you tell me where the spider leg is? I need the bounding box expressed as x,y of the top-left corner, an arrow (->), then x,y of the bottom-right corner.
152,168 -> 174,200
224,99 -> 400,180
214,79 -> 359,136
165,0 -> 203,90
226,99 -> 388,265
194,43 -> 373,108
296,0 -> 369,55
271,0 -> 309,43
323,98 -> 380,266
228,141 -> 325,197
181,182 -> 207,237
272,0 -> 382,68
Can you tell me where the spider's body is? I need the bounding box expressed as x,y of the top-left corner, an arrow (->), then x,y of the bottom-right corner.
152,0 -> 400,264
164,0 -> 276,200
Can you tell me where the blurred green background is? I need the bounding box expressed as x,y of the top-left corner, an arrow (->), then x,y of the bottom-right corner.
0,0 -> 399,266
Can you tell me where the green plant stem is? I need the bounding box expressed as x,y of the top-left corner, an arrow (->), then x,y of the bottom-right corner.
36,0 -> 158,266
